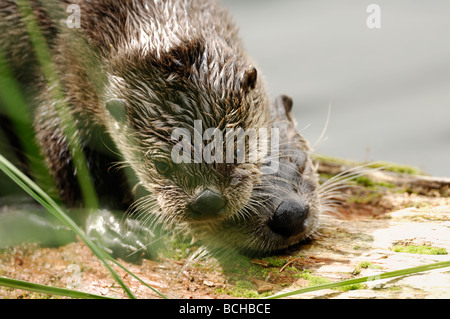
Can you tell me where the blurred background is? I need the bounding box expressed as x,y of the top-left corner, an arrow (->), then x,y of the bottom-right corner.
223,0 -> 450,177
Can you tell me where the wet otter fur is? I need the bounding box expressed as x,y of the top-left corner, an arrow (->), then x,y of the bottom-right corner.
0,0 -> 321,260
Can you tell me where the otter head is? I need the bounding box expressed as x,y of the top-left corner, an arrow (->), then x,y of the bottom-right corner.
261,95 -> 320,251
104,39 -> 272,228
193,95 -> 321,256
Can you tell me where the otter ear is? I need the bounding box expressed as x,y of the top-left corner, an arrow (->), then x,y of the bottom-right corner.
241,66 -> 258,92
106,99 -> 127,123
273,94 -> 294,122
280,95 -> 293,114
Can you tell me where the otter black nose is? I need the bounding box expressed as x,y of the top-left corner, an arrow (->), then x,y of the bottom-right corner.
268,201 -> 309,237
189,189 -> 226,220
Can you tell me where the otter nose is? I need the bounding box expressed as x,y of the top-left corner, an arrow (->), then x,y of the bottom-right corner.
188,189 -> 226,220
268,201 -> 309,237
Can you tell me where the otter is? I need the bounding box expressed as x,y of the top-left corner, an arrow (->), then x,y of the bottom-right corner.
0,0 -> 320,260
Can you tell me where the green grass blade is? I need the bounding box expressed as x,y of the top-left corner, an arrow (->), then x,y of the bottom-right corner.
0,51 -> 56,196
0,276 -> 115,299
266,261 -> 450,299
15,0 -> 98,210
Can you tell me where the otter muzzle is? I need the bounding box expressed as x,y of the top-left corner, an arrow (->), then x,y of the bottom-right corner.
188,189 -> 226,220
268,201 -> 309,238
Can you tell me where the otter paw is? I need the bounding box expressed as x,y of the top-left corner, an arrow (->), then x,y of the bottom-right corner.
85,209 -> 154,264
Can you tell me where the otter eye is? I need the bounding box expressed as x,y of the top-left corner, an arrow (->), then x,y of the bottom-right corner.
155,160 -> 171,176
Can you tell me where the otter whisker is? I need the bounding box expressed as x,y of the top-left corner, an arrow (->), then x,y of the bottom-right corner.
311,101 -> 332,150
